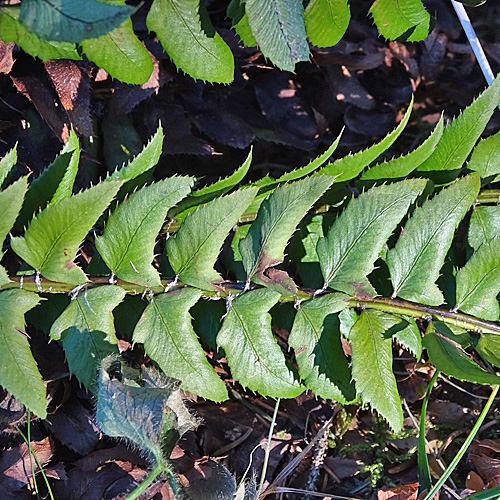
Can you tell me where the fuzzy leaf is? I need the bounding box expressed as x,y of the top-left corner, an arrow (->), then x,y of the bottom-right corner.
16,131 -> 81,230
80,18 -> 153,85
0,6 -> 81,60
245,0 -> 309,71
388,174 -> 480,305
350,310 -> 404,431
166,188 -> 257,290
147,0 -> 234,83
239,176 -> 333,295
303,0 -> 350,47
51,128 -> 80,203
96,356 -> 196,466
468,130 -> 500,181
418,74 -> 500,172
133,288 -> 227,401
217,288 -> 303,398
361,116 -> 444,181
0,290 -> 44,418
468,206 -> 500,250
19,0 -> 134,43
0,144 -> 17,188
423,322 -> 500,385
394,317 -> 422,359
11,181 -> 122,284
107,124 -> 164,183
50,286 -> 126,391
288,293 -> 355,402
96,177 -> 193,287
227,0 -> 257,46
455,237 -> 500,321
317,96 -> 413,181
369,0 -> 430,42
317,179 -> 427,296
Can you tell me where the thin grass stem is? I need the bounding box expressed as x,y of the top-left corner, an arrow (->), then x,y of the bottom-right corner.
258,398 -> 280,496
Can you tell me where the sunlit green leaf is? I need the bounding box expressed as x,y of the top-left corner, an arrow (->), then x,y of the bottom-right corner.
304,0 -> 350,47
0,290 -> 44,418
133,288 -> 227,401
11,181 -> 122,284
80,18 -> 153,85
317,179 -> 426,295
468,206 -> 500,250
0,144 -> 17,188
289,293 -> 354,402
96,177 -> 193,287
388,174 -> 480,305
166,188 -> 257,290
350,310 -> 404,430
217,288 -> 303,398
147,0 -> 234,83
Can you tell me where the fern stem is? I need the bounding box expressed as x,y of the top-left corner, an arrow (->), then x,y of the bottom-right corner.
350,296 -> 500,335
123,461 -> 168,500
6,275 -> 500,334
477,190 -> 500,204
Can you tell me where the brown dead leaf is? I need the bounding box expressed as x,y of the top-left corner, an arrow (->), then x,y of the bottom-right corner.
44,59 -> 93,136
466,471 -> 484,493
0,40 -> 15,74
0,437 -> 54,493
378,482 -> 418,500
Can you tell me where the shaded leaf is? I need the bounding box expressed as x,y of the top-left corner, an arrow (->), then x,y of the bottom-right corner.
289,293 -> 355,402
227,0 -> 257,46
96,177 -> 193,287
394,317 -> 422,359
350,309 -> 404,430
304,0 -> 350,47
476,333 -> 500,369
133,288 -> 227,401
19,0 -> 135,43
80,18 -> 153,85
361,116 -> 444,181
147,0 -> 234,83
107,124 -> 164,183
418,74 -> 500,172
370,0 -> 430,42
423,322 -> 500,385
0,290 -> 44,418
96,355 -> 197,466
468,206 -> 500,251
50,286 -> 126,391
317,96 -> 413,181
167,188 -> 257,290
0,144 -> 17,188
239,176 -> 333,295
0,6 -> 81,60
317,179 -> 427,296
388,174 -> 480,305
455,237 -> 500,321
245,0 -> 309,71
217,288 -> 303,398
11,181 -> 122,284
